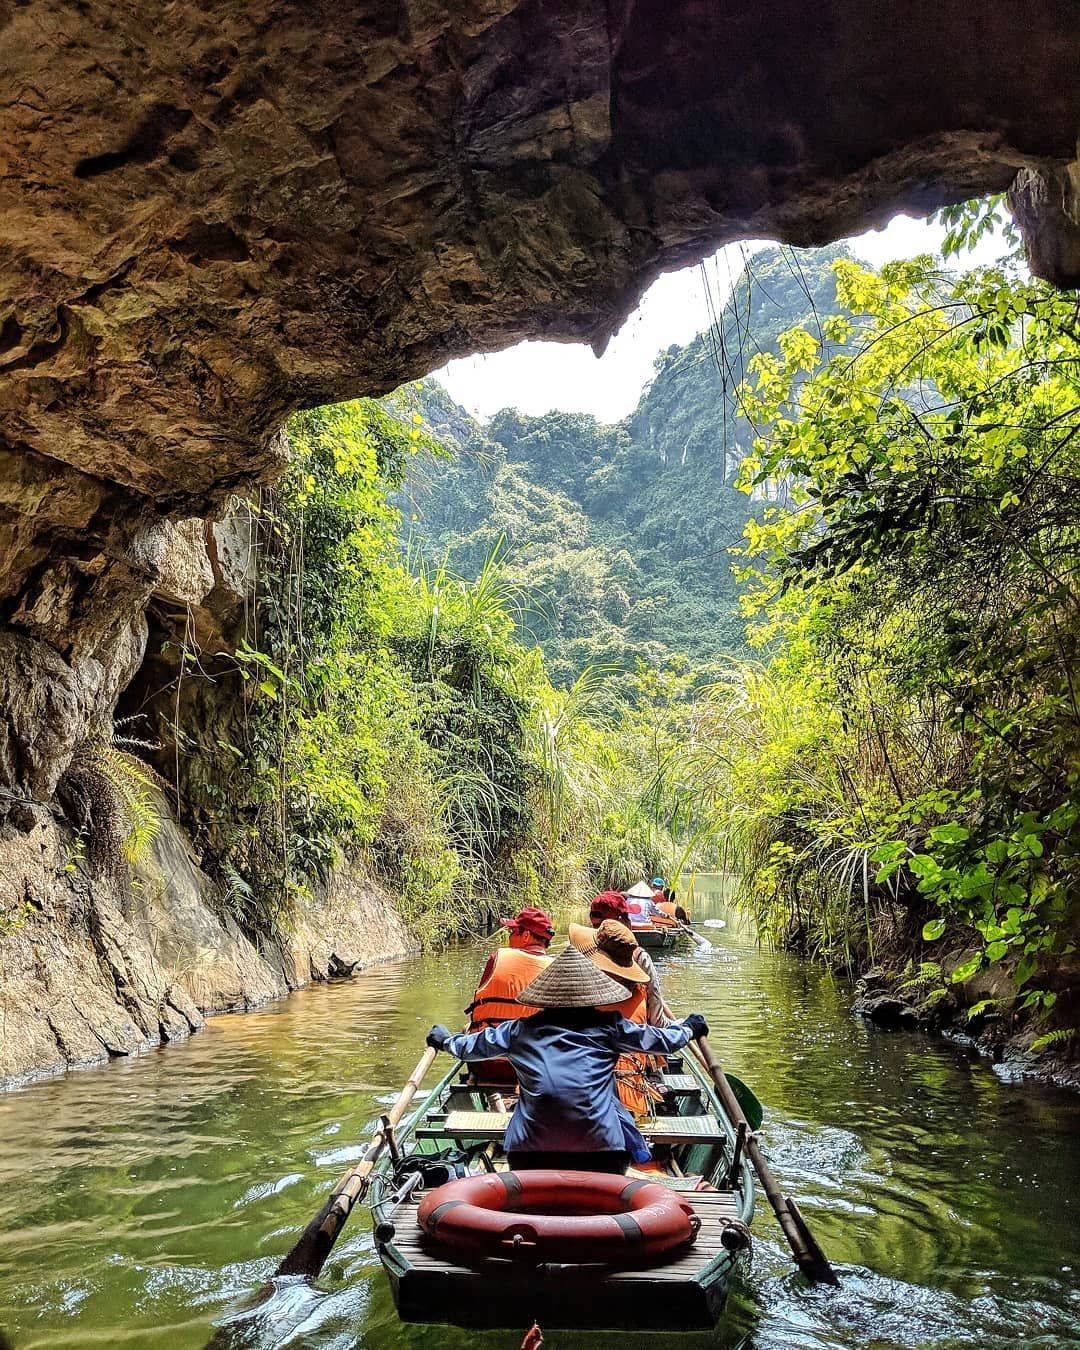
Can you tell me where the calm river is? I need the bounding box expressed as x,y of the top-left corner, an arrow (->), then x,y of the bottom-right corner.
1,879 -> 1078,1348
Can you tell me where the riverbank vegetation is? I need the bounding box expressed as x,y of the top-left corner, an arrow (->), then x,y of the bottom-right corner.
686,223 -> 1079,1047
195,398 -> 689,942
165,226 -> 1075,1052
388,228 -> 1078,1049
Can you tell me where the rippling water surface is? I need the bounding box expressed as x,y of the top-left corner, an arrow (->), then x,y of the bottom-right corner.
1,879 -> 1078,1349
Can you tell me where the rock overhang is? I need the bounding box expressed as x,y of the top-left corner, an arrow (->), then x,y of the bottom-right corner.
0,0 -> 1078,802
1,0 -> 1077,520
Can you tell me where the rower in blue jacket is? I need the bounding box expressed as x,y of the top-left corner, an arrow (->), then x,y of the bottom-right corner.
427,944 -> 708,1174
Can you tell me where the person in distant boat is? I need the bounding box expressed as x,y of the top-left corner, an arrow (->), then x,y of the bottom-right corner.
427,946 -> 708,1174
651,876 -> 691,924
623,880 -> 672,928
465,906 -> 554,1032
569,919 -> 663,1116
589,891 -> 670,1025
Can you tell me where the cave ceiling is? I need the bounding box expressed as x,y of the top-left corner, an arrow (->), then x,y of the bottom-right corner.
0,0 -> 1078,540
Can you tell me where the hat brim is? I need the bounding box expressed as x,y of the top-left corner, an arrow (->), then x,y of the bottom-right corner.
501,918 -> 553,937
568,922 -> 650,984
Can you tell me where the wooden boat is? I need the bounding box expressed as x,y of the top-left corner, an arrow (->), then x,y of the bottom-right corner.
368,1049 -> 756,1332
631,924 -> 682,952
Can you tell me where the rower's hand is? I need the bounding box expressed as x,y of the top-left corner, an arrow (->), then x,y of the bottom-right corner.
426,1024 -> 451,1051
684,1013 -> 709,1040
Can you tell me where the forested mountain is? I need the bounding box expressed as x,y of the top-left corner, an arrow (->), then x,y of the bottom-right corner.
400,245 -> 847,685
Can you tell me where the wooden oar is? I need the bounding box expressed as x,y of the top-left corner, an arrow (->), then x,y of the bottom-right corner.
675,919 -> 710,950
275,1046 -> 438,1279
690,1034 -> 839,1286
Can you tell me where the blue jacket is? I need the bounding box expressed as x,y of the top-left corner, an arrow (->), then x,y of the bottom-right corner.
444,1008 -> 693,1158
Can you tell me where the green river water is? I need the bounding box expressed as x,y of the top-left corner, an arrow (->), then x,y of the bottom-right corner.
1,879 -> 1078,1349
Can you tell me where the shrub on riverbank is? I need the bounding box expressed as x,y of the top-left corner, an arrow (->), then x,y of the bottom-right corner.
699,230 -> 1079,1050
188,397 -> 685,943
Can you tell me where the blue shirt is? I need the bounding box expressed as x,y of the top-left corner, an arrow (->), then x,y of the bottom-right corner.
444,1009 -> 693,1158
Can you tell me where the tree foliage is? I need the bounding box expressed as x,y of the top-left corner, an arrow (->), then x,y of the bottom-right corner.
195,397 -> 689,941
699,248 -> 1080,1029
398,247 -> 851,690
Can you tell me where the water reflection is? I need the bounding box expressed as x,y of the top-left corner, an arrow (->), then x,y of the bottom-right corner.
0,879 -> 1077,1348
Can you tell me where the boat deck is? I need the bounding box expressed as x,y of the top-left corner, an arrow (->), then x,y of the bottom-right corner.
418,1109 -> 724,1144
383,1186 -> 745,1329
373,1049 -> 755,1331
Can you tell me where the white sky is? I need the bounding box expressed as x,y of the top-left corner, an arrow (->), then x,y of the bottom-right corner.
435,214 -> 1009,423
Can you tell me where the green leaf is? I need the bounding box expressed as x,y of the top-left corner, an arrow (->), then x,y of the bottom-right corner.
1014,954 -> 1038,987
922,918 -> 947,941
950,954 -> 982,984
929,823 -> 970,844
985,940 -> 1008,962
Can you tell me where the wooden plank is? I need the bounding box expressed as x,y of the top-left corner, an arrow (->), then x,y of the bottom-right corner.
425,1110 -> 723,1145
638,1115 -> 723,1143
623,1173 -> 711,1190
660,1073 -> 699,1091
395,1243 -> 732,1286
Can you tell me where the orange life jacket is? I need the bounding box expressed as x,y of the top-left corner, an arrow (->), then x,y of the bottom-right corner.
656,900 -> 677,919
465,948 -> 551,1030
599,982 -> 647,1023
600,982 -> 657,1116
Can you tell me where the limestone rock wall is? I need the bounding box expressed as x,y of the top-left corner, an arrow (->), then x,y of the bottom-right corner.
1,0 -> 1079,817
0,803 -> 416,1087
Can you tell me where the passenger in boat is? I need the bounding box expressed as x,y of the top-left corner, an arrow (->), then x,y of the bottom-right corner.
623,881 -> 672,928
465,906 -> 554,1032
569,919 -> 663,1116
426,945 -> 708,1174
461,906 -> 554,1088
589,891 -> 670,1025
652,876 -> 690,924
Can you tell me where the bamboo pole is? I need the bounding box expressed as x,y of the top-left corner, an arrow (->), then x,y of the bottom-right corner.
689,1035 -> 838,1286
275,1046 -> 438,1279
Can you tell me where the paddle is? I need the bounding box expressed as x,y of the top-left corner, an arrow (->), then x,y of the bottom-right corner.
722,1070 -> 764,1132
675,918 -> 711,950
688,1034 -> 838,1285
275,1046 -> 438,1279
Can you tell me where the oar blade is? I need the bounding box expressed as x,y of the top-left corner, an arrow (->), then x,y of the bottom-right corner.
724,1072 -> 764,1131
786,1196 -> 840,1286
275,1195 -> 339,1278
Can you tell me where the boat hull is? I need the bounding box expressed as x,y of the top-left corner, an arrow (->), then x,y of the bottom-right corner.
369,1048 -> 755,1334
385,1241 -> 747,1329
632,926 -> 681,951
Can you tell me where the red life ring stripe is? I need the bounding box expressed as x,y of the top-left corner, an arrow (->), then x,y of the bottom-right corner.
416,1169 -> 700,1264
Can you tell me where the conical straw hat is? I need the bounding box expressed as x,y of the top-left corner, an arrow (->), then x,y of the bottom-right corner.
624,881 -> 655,899
517,944 -> 628,1008
569,922 -> 649,984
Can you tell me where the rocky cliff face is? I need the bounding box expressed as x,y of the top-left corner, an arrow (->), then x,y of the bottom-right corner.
2,0 -> 1080,821
0,499 -> 415,1086
0,799 -> 416,1086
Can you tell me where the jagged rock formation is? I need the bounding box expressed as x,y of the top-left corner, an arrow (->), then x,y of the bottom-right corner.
0,797 -> 416,1085
0,492 -> 420,1085
2,0 -> 1079,808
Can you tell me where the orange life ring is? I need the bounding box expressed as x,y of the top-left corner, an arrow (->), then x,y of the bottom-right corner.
417,1170 -> 700,1263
